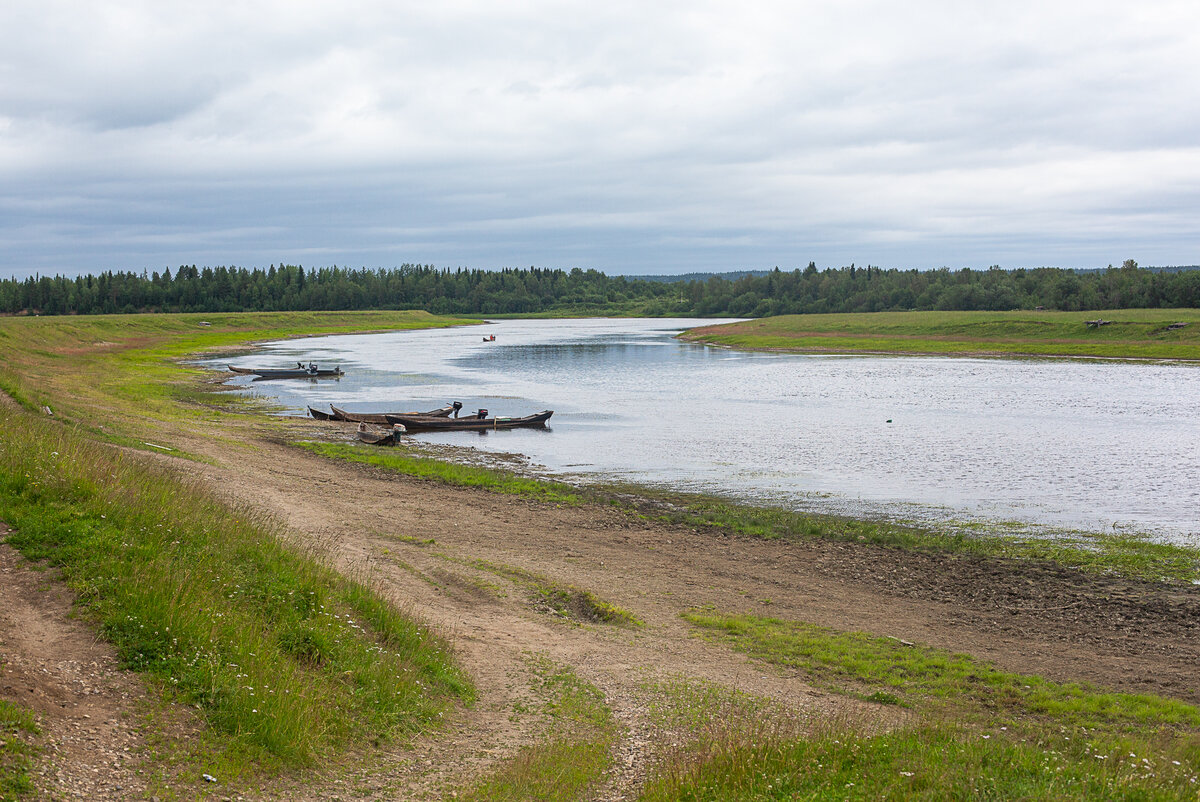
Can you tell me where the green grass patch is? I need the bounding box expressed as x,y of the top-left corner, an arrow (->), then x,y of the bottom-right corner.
0,698 -> 40,800
640,721 -> 1200,801
656,611 -> 1200,800
682,612 -> 1200,728
297,441 -> 586,506
681,308 -> 1200,360
0,407 -> 472,778
454,655 -> 615,802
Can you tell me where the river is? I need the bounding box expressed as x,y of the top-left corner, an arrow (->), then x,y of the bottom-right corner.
206,317 -> 1200,544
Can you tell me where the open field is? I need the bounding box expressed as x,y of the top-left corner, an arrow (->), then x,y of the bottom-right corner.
679,308 -> 1200,360
1,311 -> 1199,800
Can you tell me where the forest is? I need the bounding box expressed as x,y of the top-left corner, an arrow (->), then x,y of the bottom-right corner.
2,260 -> 1198,317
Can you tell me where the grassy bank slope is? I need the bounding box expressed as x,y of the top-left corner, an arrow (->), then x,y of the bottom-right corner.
0,310 -> 475,449
680,309 -> 1200,360
0,311 -> 476,788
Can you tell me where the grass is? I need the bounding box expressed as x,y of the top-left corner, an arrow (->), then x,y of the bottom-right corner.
0,408 -> 472,780
453,654 -> 616,802
640,721 -> 1200,801
296,442 -> 585,506
680,308 -> 1200,360
681,613 -> 1200,727
649,610 -> 1200,800
0,698 -> 39,801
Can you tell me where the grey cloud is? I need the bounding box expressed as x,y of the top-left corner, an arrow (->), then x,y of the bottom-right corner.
1,0 -> 1198,277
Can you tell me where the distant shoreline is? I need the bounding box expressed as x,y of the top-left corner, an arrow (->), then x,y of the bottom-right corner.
678,308 -> 1200,362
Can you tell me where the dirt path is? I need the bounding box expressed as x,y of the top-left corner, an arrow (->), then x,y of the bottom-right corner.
0,532 -> 161,801
5,414 -> 1200,799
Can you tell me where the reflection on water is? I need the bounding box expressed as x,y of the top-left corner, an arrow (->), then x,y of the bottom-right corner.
203,318 -> 1200,543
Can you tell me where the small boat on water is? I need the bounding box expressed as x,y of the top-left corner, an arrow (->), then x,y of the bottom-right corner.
229,363 -> 344,379
383,409 -> 553,432
328,403 -> 459,424
356,422 -> 407,445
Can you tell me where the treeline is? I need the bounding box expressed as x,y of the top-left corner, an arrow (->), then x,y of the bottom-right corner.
3,261 -> 1199,317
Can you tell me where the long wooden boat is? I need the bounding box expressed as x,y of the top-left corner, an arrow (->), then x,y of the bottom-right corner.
383,410 -> 553,432
355,423 -> 407,445
329,403 -> 457,424
228,364 -> 344,379
307,406 -> 336,420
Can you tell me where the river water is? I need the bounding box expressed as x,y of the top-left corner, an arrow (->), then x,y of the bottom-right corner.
207,318 -> 1200,544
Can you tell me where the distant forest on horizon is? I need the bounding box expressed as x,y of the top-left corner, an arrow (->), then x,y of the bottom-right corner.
3,261 -> 1198,318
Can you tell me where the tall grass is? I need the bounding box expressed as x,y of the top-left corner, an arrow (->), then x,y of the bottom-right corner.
0,409 -> 472,773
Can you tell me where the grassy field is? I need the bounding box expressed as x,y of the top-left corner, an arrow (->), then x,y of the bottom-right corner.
680,309 -> 1200,360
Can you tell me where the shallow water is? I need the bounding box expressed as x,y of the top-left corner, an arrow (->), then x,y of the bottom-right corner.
206,318 -> 1200,544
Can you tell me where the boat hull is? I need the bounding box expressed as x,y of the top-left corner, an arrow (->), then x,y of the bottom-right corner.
229,365 -> 344,379
383,410 -> 553,432
330,404 -> 456,424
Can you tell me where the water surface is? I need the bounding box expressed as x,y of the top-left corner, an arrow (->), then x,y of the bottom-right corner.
207,318 -> 1200,544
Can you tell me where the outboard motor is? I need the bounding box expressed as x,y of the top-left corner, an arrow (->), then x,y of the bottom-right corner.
452,401 -> 463,418
477,408 -> 488,420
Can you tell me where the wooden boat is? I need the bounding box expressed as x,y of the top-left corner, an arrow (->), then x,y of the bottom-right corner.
383,409 -> 553,432
228,364 -> 344,379
329,403 -> 458,424
355,422 -> 407,445
307,406 -> 335,420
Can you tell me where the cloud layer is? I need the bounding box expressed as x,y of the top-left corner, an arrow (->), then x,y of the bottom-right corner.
3,1 -> 1199,277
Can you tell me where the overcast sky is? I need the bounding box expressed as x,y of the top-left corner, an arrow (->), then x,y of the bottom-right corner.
3,1 -> 1199,279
